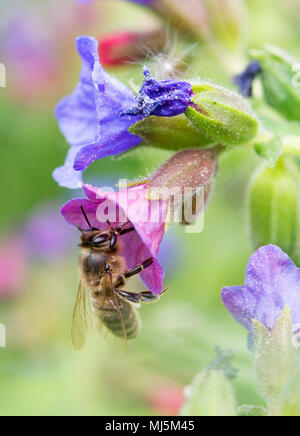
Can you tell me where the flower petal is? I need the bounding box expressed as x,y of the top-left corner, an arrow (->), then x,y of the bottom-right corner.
244,245 -> 300,329
222,286 -> 256,330
55,37 -> 100,148
52,147 -> 83,189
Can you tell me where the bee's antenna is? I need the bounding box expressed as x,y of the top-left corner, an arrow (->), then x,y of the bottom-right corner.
80,205 -> 98,231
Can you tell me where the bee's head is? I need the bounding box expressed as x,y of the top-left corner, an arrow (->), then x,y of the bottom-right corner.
79,229 -> 118,251
77,206 -> 134,251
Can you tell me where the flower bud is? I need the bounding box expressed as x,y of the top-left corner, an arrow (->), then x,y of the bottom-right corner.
180,370 -> 237,416
180,348 -> 238,416
98,29 -> 167,67
251,45 -> 300,122
147,148 -> 218,225
185,83 -> 259,146
248,158 -> 299,260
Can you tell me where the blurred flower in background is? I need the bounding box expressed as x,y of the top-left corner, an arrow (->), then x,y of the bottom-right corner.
0,235 -> 27,298
99,29 -> 167,67
146,382 -> 185,416
0,203 -> 76,298
0,0 -> 100,106
23,203 -> 76,263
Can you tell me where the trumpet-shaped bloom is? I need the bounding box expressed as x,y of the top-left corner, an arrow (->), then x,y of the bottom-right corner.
54,36 -> 194,189
61,183 -> 168,294
222,245 -> 300,331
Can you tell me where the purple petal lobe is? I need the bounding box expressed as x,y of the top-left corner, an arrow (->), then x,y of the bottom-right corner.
52,147 -> 83,189
222,286 -> 255,330
54,36 -> 142,187
55,37 -> 100,148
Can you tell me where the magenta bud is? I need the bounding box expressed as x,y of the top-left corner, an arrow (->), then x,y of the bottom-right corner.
147,148 -> 218,224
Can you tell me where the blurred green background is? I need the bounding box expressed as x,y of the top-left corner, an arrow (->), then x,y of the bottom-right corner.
0,0 -> 300,416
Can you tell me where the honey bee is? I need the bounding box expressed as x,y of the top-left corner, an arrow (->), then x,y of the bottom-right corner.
72,206 -> 167,351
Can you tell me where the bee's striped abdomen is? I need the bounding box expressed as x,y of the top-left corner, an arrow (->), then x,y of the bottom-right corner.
93,296 -> 140,340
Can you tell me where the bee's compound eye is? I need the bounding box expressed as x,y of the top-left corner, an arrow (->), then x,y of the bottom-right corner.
92,234 -> 110,246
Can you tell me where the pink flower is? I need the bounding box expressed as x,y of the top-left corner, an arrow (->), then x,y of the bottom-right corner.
61,183 -> 168,294
146,383 -> 185,416
99,32 -> 139,66
0,236 -> 27,298
98,29 -> 167,67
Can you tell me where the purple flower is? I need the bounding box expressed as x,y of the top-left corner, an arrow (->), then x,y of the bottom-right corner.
76,0 -> 154,6
222,245 -> 300,331
130,0 -> 154,4
122,67 -> 194,118
54,36 -> 143,189
54,36 -> 194,189
61,183 -> 168,294
233,61 -> 262,97
24,205 -> 76,262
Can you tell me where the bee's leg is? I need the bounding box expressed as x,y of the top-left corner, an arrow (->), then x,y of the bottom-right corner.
114,275 -> 125,288
125,258 -> 154,279
119,227 -> 135,235
116,290 -> 141,304
139,286 -> 168,303
116,287 -> 168,304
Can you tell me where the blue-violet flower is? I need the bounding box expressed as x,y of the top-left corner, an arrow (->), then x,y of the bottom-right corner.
54,36 -> 194,189
233,61 -> 262,97
222,245 -> 300,331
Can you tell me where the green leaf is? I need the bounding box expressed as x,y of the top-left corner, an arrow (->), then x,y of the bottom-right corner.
251,45 -> 300,122
254,135 -> 282,167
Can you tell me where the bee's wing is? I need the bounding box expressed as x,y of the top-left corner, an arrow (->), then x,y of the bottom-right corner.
95,319 -> 128,353
92,294 -> 130,353
71,282 -> 92,351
